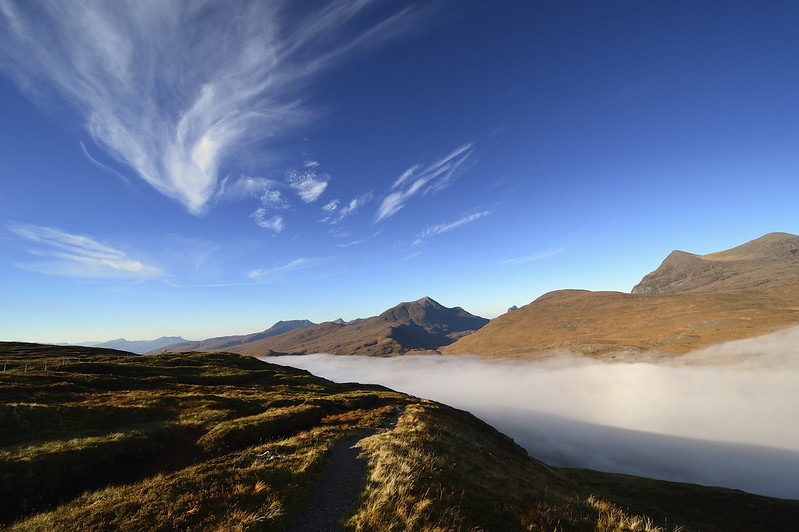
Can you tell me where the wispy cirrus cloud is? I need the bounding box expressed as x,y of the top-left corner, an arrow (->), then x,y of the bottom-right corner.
321,192 -> 373,224
286,168 -> 329,203
500,247 -> 565,265
391,164 -> 421,190
0,1 -> 422,215
376,143 -> 474,222
8,223 -> 164,280
220,176 -> 280,201
252,210 -> 285,234
247,257 -> 309,280
413,210 -> 490,245
79,141 -> 132,186
222,166 -> 330,233
337,230 -> 382,248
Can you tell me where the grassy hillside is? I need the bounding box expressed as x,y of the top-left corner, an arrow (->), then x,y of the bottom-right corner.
445,233 -> 799,358
2,342 -> 797,530
443,286 -> 799,357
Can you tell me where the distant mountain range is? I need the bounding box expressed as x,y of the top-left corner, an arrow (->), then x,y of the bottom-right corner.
67,336 -> 188,354
144,232 -> 799,359
443,232 -> 799,357
149,320 -> 317,354
157,297 -> 488,356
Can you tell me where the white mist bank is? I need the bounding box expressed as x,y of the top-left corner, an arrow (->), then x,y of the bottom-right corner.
262,326 -> 799,499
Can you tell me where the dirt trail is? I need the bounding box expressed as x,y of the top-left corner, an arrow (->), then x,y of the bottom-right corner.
288,407 -> 404,531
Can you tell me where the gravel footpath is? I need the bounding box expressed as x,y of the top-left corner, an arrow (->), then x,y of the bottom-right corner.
288,408 -> 404,531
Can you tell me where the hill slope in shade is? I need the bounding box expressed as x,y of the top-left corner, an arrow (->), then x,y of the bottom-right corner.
632,232 -> 799,295
170,297 -> 488,357
444,233 -> 799,357
3,342 -> 798,531
153,319 -> 317,353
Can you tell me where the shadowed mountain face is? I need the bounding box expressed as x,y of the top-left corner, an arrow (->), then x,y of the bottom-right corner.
153,320 -> 316,354
632,232 -> 799,295
444,233 -> 799,358
170,297 -> 488,357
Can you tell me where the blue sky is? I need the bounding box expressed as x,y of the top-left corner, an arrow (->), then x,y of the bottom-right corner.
1,1 -> 798,343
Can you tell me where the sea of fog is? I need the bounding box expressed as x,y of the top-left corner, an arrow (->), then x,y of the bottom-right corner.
261,325 -> 799,500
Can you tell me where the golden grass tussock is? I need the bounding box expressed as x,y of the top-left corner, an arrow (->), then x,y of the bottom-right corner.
196,403 -> 326,454
587,495 -> 684,532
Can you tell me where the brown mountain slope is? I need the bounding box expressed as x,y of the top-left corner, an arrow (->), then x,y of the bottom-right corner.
442,287 -> 799,357
189,297 -> 488,357
444,233 -> 799,358
632,232 -> 799,294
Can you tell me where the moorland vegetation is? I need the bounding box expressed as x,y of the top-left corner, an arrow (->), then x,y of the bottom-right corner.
2,342 -> 798,530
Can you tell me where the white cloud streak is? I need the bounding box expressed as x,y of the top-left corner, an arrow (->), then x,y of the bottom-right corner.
414,210 -> 490,245
0,1 -> 419,215
247,257 -> 308,280
79,141 -> 132,185
339,193 -> 372,217
336,230 -> 381,248
265,327 -> 799,499
322,192 -> 373,224
8,223 -> 164,280
500,247 -> 565,265
391,164 -> 420,190
376,143 -> 474,222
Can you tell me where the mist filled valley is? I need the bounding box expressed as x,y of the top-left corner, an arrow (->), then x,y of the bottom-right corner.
266,325 -> 799,500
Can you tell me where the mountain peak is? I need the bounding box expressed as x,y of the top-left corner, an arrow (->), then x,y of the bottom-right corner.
380,297 -> 445,322
632,232 -> 799,295
415,296 -> 441,307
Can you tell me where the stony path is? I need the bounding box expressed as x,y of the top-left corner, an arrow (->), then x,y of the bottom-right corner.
288,407 -> 404,531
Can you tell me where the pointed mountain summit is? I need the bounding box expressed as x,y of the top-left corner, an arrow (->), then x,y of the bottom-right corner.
445,232 -> 799,358
379,297 -> 488,332
379,296 -> 443,321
